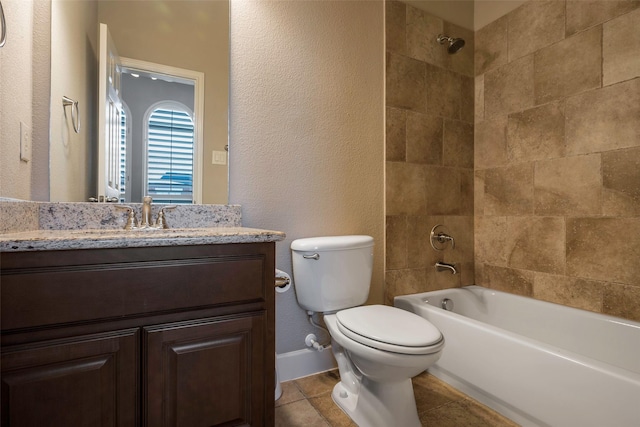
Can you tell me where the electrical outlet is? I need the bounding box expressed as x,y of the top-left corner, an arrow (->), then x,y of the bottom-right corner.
212,150 -> 227,165
20,122 -> 31,162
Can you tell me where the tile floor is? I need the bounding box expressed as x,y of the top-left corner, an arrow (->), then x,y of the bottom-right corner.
275,369 -> 519,426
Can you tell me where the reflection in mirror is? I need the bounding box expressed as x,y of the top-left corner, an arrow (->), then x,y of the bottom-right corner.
49,0 -> 229,204
119,59 -> 204,204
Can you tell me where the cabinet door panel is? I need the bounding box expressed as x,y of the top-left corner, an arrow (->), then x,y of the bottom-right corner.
145,314 -> 265,427
1,329 -> 139,427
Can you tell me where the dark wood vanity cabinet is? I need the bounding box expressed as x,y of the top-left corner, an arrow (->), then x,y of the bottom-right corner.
1,242 -> 276,427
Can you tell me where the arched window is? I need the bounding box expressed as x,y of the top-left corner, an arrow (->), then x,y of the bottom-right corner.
144,102 -> 194,204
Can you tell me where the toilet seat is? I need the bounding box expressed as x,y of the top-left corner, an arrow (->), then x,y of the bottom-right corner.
336,305 -> 443,355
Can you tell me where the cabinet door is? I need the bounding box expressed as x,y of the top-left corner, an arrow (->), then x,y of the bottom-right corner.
144,313 -> 266,427
1,329 -> 139,427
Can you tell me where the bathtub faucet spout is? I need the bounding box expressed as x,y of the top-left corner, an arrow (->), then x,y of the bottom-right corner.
435,262 -> 457,275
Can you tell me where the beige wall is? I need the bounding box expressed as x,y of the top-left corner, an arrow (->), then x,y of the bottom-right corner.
385,1 -> 476,304
475,2 -> 640,321
49,0 -> 97,202
0,0 -> 34,200
230,0 -> 385,353
98,1 -> 229,204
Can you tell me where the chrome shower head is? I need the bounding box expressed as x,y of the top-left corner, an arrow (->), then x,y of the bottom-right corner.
437,34 -> 465,54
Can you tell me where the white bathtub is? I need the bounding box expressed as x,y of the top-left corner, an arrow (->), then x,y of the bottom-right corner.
394,286 -> 640,427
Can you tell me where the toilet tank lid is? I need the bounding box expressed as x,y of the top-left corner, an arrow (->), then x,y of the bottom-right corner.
291,235 -> 374,251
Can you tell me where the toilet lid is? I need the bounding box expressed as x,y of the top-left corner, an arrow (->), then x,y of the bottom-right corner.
336,305 -> 443,355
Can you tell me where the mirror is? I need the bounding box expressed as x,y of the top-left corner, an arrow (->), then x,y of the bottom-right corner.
49,0 -> 229,204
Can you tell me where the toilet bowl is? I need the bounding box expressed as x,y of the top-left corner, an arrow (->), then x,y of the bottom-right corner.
291,236 -> 445,427
325,306 -> 444,426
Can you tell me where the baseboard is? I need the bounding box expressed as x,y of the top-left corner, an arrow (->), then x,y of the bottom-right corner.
276,347 -> 337,382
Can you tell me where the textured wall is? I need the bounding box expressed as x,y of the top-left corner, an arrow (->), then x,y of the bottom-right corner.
385,1 -> 475,304
230,1 -> 385,353
475,1 -> 640,321
0,0 -> 33,200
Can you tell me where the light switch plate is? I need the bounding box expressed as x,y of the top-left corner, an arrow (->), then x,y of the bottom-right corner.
20,121 -> 31,162
212,150 -> 227,165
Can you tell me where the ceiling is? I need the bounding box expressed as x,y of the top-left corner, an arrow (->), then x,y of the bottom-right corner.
404,0 -> 527,31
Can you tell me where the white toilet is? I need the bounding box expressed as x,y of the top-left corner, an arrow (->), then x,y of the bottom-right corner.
291,235 -> 444,427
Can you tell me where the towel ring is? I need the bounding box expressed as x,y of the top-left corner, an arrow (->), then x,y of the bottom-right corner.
62,96 -> 81,133
0,1 -> 7,48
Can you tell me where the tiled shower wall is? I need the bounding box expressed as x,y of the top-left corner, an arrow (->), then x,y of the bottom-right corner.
475,1 -> 640,321
385,1 -> 475,304
385,0 -> 640,323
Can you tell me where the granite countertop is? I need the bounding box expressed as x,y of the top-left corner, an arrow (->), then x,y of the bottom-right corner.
0,227 -> 286,252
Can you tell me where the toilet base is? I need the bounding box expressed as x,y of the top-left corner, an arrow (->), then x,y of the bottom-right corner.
331,377 -> 421,427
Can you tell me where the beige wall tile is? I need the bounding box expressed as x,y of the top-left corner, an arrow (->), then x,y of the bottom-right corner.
474,115 -> 507,169
603,8 -> 640,86
407,6 -> 445,67
386,161 -> 427,215
566,78 -> 640,155
386,107 -> 406,161
407,215 -> 443,269
425,166 -> 461,214
484,163 -> 534,216
484,265 -> 534,296
460,169 -> 474,215
386,215 -> 408,270
461,75 -> 475,124
534,154 -> 602,216
475,216 -> 510,266
602,146 -> 640,216
444,120 -> 474,168
475,262 -> 486,286
406,111 -> 443,164
385,268 -> 429,300
566,0 -> 639,36
508,0 -> 565,62
442,215 -> 474,263
567,218 -> 640,285
474,170 -> 486,216
534,26 -> 602,105
485,55 -> 534,118
533,273 -> 605,312
507,216 -> 566,274
385,0 -> 407,55
507,101 -> 565,163
426,64 -> 461,119
386,52 -> 426,112
603,283 -> 640,321
443,23 -> 475,77
475,14 -> 508,76
474,74 -> 484,123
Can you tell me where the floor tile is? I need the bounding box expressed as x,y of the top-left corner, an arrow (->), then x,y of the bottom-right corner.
275,399 -> 330,427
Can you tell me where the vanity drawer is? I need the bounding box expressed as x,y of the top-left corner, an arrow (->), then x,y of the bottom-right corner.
1,243 -> 272,332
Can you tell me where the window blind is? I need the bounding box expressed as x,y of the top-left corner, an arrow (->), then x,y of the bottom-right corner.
146,108 -> 194,204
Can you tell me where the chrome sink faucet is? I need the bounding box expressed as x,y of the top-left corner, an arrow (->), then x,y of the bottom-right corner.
116,197 -> 176,230
141,196 -> 153,228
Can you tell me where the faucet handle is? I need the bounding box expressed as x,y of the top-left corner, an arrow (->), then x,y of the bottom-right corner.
155,205 -> 177,229
115,205 -> 139,230
430,224 -> 455,250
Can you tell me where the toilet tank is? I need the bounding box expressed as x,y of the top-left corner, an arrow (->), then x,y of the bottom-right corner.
291,235 -> 374,313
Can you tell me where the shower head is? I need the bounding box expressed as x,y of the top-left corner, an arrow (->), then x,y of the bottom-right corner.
437,34 -> 465,54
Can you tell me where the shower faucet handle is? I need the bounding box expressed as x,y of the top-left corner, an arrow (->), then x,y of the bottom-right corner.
430,224 -> 455,250
436,233 -> 455,249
